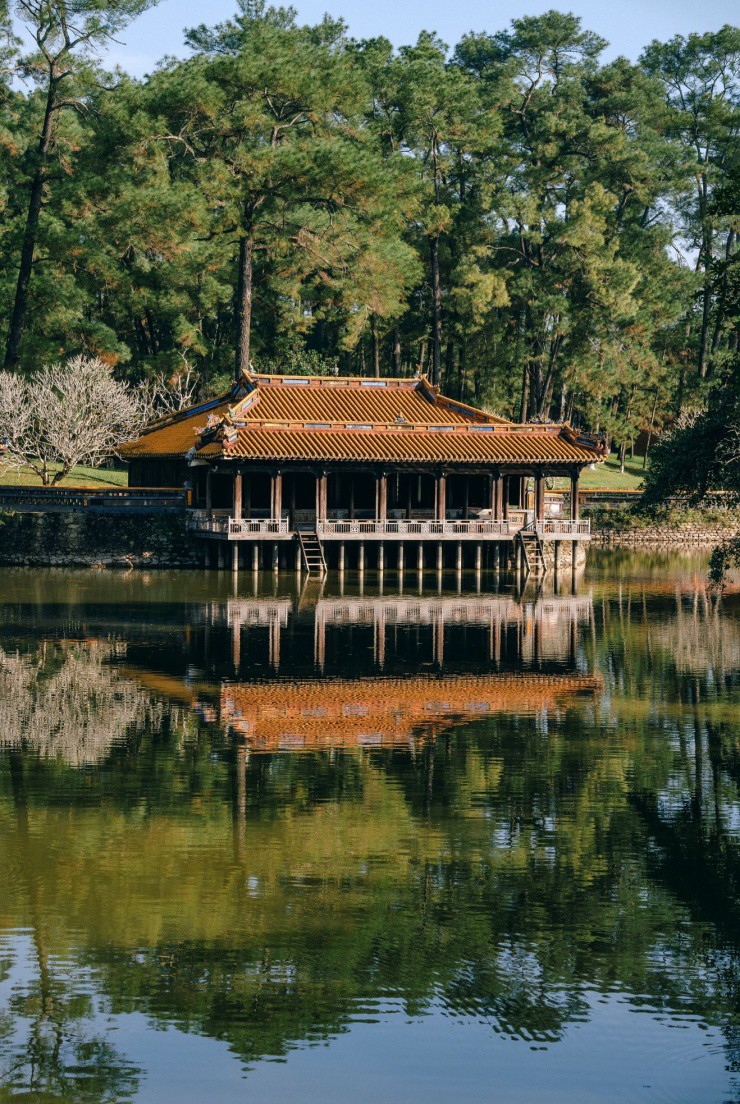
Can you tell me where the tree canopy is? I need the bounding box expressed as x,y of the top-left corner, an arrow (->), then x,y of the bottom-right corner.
0,3 -> 737,449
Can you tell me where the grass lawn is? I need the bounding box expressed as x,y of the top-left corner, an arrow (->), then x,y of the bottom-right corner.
0,463 -> 129,489
554,454 -> 647,492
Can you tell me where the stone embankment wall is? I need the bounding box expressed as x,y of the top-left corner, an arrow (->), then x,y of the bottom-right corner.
593,525 -> 736,548
542,541 -> 586,569
0,511 -> 201,568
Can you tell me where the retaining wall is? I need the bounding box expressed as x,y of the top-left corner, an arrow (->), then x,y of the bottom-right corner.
0,510 -> 200,568
593,525 -> 737,548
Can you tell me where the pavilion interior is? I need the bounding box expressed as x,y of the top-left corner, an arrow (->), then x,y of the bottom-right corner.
191,467 -> 540,521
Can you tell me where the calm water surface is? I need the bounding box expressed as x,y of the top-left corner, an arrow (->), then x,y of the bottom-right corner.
0,550 -> 738,1103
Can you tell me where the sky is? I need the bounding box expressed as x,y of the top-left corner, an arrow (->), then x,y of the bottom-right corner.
75,0 -> 738,76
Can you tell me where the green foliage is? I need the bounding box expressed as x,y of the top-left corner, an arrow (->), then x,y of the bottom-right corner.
0,4 -> 737,445
709,532 -> 740,587
643,378 -> 740,503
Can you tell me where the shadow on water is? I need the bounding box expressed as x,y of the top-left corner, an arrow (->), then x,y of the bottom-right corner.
0,552 -> 737,1102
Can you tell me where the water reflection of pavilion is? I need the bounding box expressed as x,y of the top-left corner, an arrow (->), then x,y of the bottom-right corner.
192,591 -> 600,751
222,592 -> 592,672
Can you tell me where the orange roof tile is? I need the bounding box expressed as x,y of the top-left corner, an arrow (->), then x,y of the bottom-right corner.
205,423 -> 599,466
121,373 -> 604,467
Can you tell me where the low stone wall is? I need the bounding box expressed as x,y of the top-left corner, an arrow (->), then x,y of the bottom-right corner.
593,525 -> 736,548
542,541 -> 586,569
0,510 -> 201,568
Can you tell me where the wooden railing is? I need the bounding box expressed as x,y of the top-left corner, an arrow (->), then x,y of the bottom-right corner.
187,513 -> 290,537
536,519 -> 591,537
187,512 -> 590,540
319,518 -> 590,539
318,518 -> 517,539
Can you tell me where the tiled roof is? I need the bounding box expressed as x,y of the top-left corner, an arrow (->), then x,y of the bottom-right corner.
203,423 -> 600,465
122,373 -> 604,466
122,395 -> 232,459
219,673 -> 603,750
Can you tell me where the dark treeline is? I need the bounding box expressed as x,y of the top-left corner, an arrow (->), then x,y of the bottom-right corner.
0,1 -> 738,443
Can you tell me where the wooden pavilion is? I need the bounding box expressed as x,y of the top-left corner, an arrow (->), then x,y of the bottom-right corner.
122,372 -> 605,573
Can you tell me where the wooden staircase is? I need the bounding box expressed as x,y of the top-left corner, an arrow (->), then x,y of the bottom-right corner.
298,530 -> 327,576
516,523 -> 548,578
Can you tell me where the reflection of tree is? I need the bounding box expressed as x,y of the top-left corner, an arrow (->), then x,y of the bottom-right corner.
0,642 -> 162,765
0,568 -> 736,1092
0,755 -> 140,1102
1,703 -> 736,1076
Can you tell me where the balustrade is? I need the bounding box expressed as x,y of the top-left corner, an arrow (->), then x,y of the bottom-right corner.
187,511 -> 589,540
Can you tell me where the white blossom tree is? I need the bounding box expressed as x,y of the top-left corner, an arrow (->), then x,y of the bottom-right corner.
0,355 -> 148,485
149,357 -> 201,415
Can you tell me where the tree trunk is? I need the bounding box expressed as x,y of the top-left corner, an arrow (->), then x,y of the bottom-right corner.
4,76 -> 57,370
518,357 -> 529,423
430,235 -> 442,386
418,337 -> 427,376
236,227 -> 254,382
697,211 -> 712,378
371,314 -> 380,378
643,389 -> 659,470
393,326 -> 402,375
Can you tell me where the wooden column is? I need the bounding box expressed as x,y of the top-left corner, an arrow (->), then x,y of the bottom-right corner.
233,472 -> 243,520
349,477 -> 355,521
376,473 -> 388,521
501,476 -> 509,520
205,469 -> 213,517
463,477 -> 469,520
570,469 -> 580,520
316,472 -> 328,522
535,471 -> 545,521
436,473 -> 447,521
271,471 -> 283,522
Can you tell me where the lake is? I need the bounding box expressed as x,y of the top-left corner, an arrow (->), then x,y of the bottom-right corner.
0,550 -> 737,1104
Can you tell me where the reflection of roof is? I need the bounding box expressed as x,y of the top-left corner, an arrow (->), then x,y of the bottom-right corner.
220,674 -> 602,751
122,374 -> 604,467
